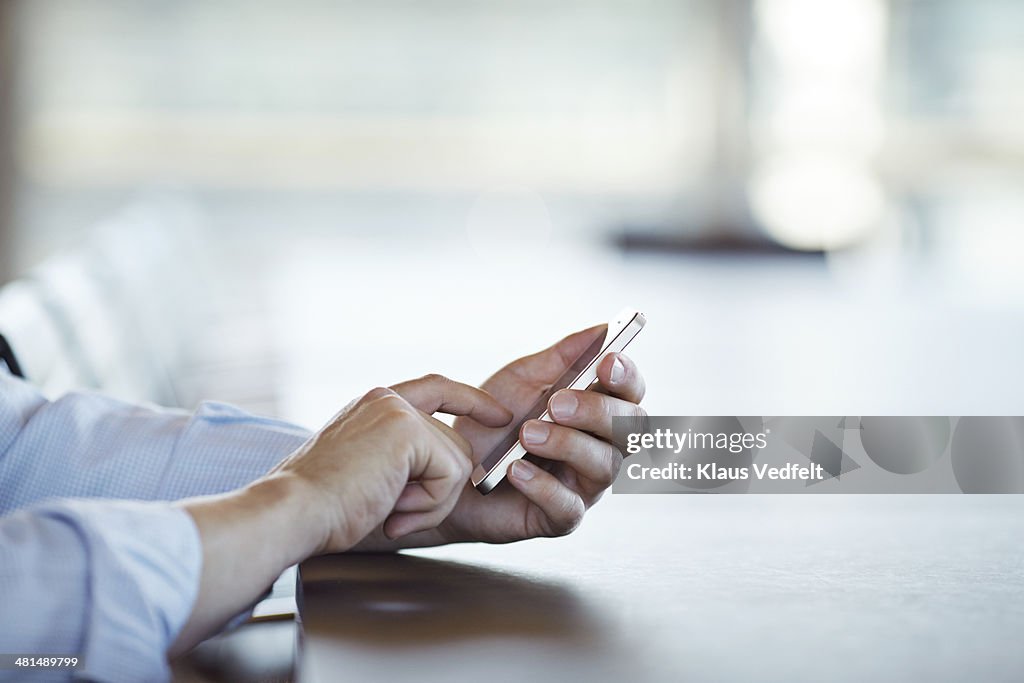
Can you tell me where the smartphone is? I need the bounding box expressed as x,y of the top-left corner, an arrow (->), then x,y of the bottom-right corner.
471,308 -> 647,494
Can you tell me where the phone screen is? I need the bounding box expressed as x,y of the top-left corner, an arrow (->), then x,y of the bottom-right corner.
477,333 -> 606,473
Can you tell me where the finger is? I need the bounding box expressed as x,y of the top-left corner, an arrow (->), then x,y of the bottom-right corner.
595,352 -> 646,404
509,324 -> 606,382
387,424 -> 466,538
410,422 -> 473,488
547,389 -> 648,446
393,482 -> 443,513
387,433 -> 466,539
519,420 -> 622,487
506,459 -> 586,537
391,374 -> 512,427
384,507 -> 453,539
423,412 -> 473,457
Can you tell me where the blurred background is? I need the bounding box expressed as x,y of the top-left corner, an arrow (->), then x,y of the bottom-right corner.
1,0 -> 1023,427
3,6 -> 1023,682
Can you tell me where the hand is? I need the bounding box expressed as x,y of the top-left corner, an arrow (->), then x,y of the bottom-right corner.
447,325 -> 647,542
356,325 -> 647,550
174,375 -> 508,651
267,378 -> 510,551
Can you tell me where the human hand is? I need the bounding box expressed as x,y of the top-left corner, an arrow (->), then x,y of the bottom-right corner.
176,375 -> 509,651
354,325 -> 647,550
266,376 -> 510,553
446,325 -> 647,542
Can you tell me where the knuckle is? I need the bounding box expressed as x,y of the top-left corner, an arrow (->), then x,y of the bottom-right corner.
450,447 -> 472,477
377,392 -> 406,408
618,405 -> 649,437
445,428 -> 473,456
377,397 -> 416,424
606,450 -> 624,483
364,386 -> 394,401
554,496 -> 585,536
421,372 -> 449,386
603,395 -> 618,420
633,405 -> 651,432
635,379 -> 647,402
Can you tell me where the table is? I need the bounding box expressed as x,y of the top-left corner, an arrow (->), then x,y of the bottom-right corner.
297,495 -> 1024,683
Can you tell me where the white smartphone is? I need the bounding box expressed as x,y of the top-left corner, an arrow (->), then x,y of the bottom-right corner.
471,308 -> 647,494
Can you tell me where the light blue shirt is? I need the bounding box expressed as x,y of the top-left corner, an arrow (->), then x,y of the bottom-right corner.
0,369 -> 311,682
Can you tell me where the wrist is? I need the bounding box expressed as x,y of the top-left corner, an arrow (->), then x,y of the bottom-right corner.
242,474 -> 327,565
173,475 -> 325,651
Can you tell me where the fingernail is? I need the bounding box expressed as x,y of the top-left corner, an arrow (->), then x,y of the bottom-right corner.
610,356 -> 625,384
550,392 -> 578,419
522,421 -> 549,446
511,459 -> 536,481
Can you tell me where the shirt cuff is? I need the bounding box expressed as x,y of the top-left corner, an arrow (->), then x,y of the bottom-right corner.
33,499 -> 202,683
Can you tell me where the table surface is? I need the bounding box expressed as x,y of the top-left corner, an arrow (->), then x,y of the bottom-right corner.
298,495 -> 1024,683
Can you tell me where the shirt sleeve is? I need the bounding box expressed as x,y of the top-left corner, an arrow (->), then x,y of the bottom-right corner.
0,369 -> 311,515
0,498 -> 202,683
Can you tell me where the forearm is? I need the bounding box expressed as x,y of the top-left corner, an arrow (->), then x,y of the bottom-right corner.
171,475 -> 324,655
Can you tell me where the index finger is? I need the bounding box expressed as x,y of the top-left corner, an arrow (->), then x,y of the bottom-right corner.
391,373 -> 513,427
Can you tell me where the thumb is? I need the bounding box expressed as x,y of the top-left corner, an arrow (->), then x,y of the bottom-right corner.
512,324 -> 607,381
